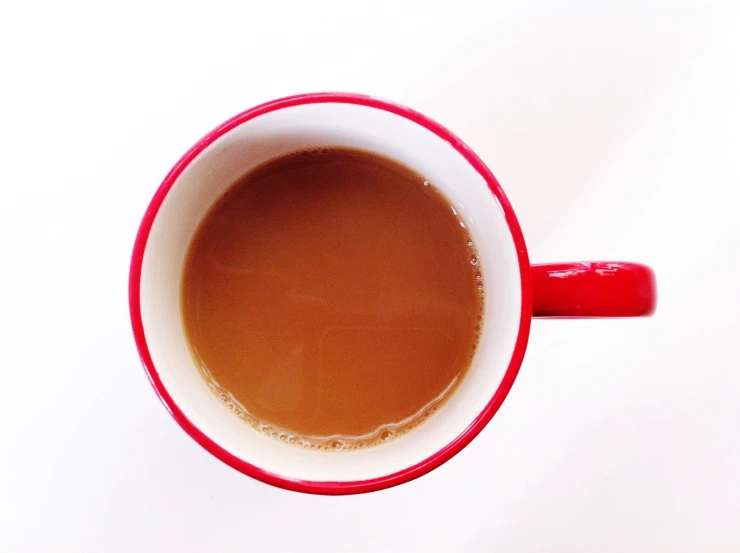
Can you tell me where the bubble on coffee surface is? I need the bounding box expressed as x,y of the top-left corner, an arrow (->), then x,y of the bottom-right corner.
295,146 -> 331,158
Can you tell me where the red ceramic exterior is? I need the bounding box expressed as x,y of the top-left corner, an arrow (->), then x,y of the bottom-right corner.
532,262 -> 657,317
129,93 -> 656,495
129,93 -> 533,495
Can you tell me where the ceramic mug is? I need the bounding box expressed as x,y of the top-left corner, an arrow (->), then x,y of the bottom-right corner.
129,93 -> 657,494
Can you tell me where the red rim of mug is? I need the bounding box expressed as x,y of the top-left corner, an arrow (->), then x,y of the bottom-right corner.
128,92 -> 533,495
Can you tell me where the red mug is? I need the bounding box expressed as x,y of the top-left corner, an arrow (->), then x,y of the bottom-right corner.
129,93 -> 656,494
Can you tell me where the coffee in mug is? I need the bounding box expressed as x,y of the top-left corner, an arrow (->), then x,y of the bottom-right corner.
181,147 -> 484,450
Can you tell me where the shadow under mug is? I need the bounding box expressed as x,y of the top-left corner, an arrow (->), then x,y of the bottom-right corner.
129,93 -> 657,495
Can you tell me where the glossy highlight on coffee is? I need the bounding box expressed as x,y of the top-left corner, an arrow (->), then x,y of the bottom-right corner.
181,147 -> 485,450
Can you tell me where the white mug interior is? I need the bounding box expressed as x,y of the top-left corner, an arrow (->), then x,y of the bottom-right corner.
138,100 -> 523,483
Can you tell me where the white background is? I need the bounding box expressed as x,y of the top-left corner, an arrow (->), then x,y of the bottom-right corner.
1,0 -> 739,551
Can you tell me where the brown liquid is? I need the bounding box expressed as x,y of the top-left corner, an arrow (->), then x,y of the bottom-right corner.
181,147 -> 484,450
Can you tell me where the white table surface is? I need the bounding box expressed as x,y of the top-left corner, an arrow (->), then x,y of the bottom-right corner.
2,0 -> 739,551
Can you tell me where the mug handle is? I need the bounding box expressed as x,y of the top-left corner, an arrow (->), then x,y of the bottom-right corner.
531,262 -> 657,317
